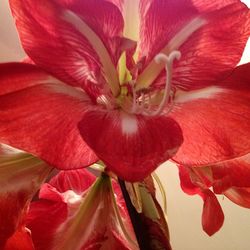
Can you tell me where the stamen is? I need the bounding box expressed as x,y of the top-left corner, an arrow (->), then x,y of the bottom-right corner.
130,50 -> 181,116
147,50 -> 181,116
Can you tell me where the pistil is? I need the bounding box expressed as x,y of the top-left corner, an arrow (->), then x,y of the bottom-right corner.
130,50 -> 181,116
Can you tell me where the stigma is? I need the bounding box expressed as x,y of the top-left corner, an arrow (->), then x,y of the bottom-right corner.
129,50 -> 181,116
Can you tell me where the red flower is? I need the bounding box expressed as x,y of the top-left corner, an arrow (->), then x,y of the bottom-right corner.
1,0 -> 249,182
1,1 -> 250,245
25,169 -> 139,250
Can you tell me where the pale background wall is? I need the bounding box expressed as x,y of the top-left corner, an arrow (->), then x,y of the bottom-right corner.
0,1 -> 250,249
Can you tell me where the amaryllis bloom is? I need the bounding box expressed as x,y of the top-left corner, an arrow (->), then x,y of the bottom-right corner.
25,169 -> 139,250
0,0 -> 250,182
25,169 -> 172,250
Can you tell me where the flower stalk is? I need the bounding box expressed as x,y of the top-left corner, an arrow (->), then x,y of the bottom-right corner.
118,178 -> 152,250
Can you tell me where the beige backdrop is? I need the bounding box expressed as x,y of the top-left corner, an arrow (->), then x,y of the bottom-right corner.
1,1 -> 250,249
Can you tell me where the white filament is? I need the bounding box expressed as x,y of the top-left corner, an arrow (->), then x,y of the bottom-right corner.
131,50 -> 181,116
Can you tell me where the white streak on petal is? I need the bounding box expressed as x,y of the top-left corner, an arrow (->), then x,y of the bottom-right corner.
175,86 -> 224,103
167,17 -> 207,52
121,112 -> 138,135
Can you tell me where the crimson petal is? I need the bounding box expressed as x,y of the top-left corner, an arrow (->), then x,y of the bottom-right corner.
138,1 -> 250,90
4,229 -> 34,250
173,2 -> 250,90
78,110 -> 183,181
172,63 -> 250,166
54,0 -> 125,64
9,0 -> 122,97
178,165 -> 224,235
201,189 -> 224,236
0,63 -> 98,170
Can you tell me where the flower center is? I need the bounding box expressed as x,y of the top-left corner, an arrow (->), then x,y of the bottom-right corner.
118,50 -> 181,116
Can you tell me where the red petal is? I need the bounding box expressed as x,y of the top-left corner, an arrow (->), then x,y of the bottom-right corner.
9,0 -> 122,97
49,169 -> 96,194
0,144 -> 52,248
178,165 -> 224,236
225,187 -> 250,208
4,229 -> 34,250
78,110 -> 183,181
26,169 -> 96,250
54,0 -> 125,63
139,0 -> 200,63
138,1 -> 249,89
211,154 -> 250,193
172,63 -> 250,166
202,153 -> 250,208
26,200 -> 68,250
173,2 -> 250,90
0,63 -> 98,170
178,165 -> 202,195
201,190 -> 224,236
27,172 -> 138,250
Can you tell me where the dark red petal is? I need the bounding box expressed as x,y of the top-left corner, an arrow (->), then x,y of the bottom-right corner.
78,110 -> 183,181
0,63 -> 98,170
201,190 -> 224,236
172,63 -> 250,166
9,0 -> 122,97
0,145 -> 52,248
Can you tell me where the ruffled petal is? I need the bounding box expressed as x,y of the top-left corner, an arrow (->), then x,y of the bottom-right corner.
9,0 -> 121,97
0,63 -> 98,170
0,144 -> 52,248
171,63 -> 250,166
78,110 -> 183,181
